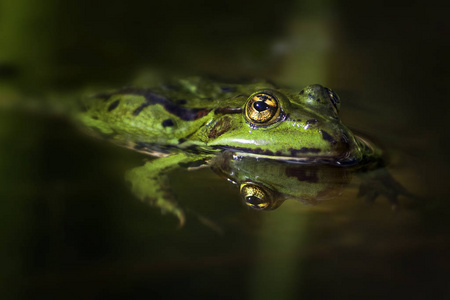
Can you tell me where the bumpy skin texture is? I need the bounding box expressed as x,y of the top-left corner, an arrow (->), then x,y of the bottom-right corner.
75,77 -> 379,225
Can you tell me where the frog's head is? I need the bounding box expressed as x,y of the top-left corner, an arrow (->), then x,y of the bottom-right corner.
207,84 -> 362,165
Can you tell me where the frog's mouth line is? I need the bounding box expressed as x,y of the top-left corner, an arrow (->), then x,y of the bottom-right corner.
230,152 -> 359,166
213,146 -> 360,166
211,145 -> 320,156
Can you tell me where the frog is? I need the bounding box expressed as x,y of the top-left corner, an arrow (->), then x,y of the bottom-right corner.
75,76 -> 382,225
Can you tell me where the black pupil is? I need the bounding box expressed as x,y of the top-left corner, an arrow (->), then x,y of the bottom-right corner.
253,101 -> 270,112
246,195 -> 264,205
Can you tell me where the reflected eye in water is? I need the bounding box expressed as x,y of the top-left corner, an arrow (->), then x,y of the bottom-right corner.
244,91 -> 281,126
240,182 -> 283,210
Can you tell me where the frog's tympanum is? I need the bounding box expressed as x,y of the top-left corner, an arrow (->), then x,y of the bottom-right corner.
75,77 -> 399,225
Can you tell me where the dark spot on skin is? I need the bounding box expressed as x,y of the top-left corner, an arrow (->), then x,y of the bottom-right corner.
299,89 -> 304,95
178,138 -> 187,144
221,86 -> 236,92
208,116 -> 232,139
112,88 -> 211,119
211,146 -> 275,156
92,116 -> 99,120
320,130 -> 337,145
285,167 -> 319,183
107,100 -> 120,111
194,109 -> 211,118
214,107 -> 243,114
306,119 -> 319,126
307,92 -> 321,102
162,119 -> 174,127
133,102 -> 151,116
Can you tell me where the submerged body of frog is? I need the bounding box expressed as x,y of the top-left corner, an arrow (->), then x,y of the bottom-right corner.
76,77 -> 380,225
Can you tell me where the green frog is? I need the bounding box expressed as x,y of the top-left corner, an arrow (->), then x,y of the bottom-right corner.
75,77 -> 382,225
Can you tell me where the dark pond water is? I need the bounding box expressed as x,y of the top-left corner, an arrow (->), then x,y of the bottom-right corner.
0,1 -> 449,299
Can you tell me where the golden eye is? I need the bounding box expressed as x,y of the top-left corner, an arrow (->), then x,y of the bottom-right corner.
240,183 -> 273,210
244,92 -> 281,126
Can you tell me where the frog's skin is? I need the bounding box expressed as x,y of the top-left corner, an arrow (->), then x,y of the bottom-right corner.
75,77 -> 379,225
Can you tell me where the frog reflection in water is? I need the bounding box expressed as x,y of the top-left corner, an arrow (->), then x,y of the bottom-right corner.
211,151 -> 409,212
211,151 -> 353,210
76,77 -> 400,225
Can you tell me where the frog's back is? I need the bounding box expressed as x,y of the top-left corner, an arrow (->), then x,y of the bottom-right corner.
75,77 -> 274,155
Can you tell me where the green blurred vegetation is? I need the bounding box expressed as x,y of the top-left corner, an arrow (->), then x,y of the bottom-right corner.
0,0 -> 296,92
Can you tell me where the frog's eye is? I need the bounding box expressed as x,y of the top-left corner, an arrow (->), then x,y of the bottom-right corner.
240,183 -> 275,210
244,92 -> 281,126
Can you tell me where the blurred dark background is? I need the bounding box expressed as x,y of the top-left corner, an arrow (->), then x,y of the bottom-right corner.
0,0 -> 449,299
